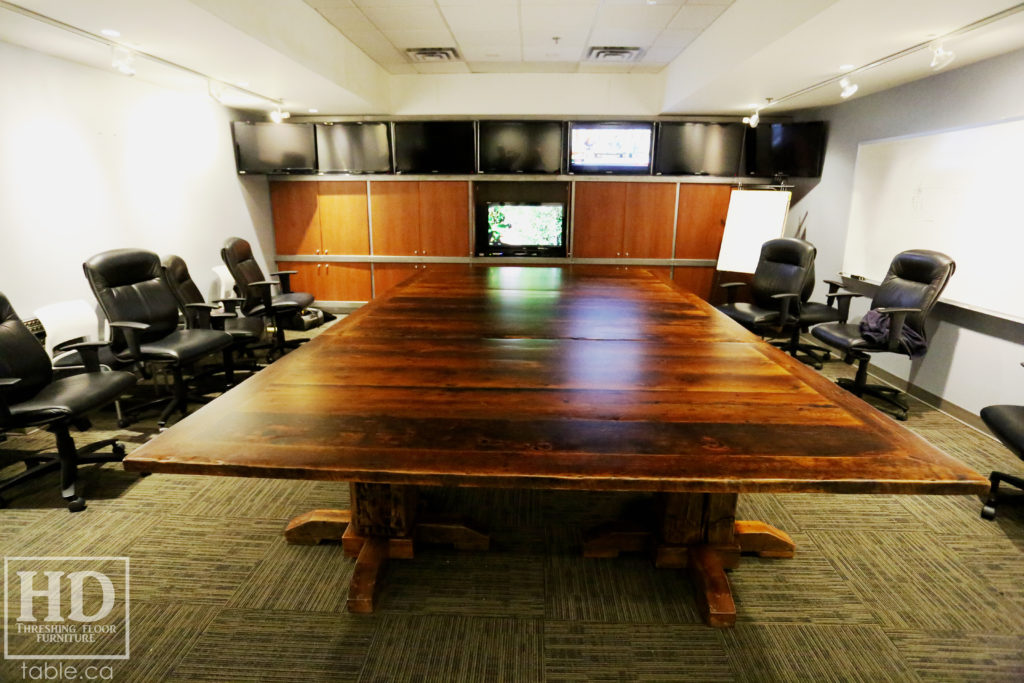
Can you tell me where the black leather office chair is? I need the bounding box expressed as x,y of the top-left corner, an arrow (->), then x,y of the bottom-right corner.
162,254 -> 267,385
83,249 -> 234,428
980,365 -> 1024,520
0,293 -> 137,511
778,263 -> 849,369
221,237 -> 313,359
812,250 -> 955,420
717,238 -> 816,341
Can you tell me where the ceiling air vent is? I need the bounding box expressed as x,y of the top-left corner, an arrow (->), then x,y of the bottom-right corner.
586,46 -> 644,62
406,47 -> 461,63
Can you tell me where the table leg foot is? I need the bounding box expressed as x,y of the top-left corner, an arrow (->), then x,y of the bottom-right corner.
342,525 -> 415,560
416,518 -> 490,551
583,522 -> 652,559
688,545 -> 736,628
735,520 -> 796,558
284,509 -> 351,545
347,537 -> 389,614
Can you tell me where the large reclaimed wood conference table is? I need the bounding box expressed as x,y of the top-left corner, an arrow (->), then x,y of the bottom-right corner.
124,266 -> 988,627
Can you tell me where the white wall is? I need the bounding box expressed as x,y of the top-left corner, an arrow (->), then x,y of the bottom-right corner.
788,47 -> 1024,415
0,40 -> 275,318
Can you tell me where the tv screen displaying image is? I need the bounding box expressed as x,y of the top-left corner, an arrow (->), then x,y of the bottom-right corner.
478,121 -> 563,174
479,202 -> 566,256
315,122 -> 391,173
745,121 -> 826,178
654,122 -> 744,176
393,121 -> 475,174
569,123 -> 653,174
232,122 -> 316,174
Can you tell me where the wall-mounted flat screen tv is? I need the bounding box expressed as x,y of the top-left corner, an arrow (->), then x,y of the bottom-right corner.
315,122 -> 391,173
477,202 -> 567,257
569,122 -> 653,174
654,122 -> 744,176
478,121 -> 564,174
744,121 -> 827,178
393,121 -> 475,174
232,122 -> 316,174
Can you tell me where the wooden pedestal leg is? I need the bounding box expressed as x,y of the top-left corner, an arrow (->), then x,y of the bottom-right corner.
347,537 -> 388,614
734,520 -> 796,558
416,518 -> 490,551
284,509 -> 351,545
688,545 -> 736,628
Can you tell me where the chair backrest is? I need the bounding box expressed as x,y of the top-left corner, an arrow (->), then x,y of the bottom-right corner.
33,300 -> 103,358
221,237 -> 266,314
162,254 -> 206,327
871,249 -> 955,340
750,238 -> 817,310
83,248 -> 181,353
0,293 -> 54,405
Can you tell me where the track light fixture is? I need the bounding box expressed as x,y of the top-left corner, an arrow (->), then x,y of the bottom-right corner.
930,43 -> 955,70
839,77 -> 858,99
111,46 -> 135,76
269,108 -> 291,124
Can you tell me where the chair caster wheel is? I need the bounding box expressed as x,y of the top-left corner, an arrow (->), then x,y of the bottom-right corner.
112,442 -> 126,458
118,419 -> 130,428
66,497 -> 87,512
981,504 -> 997,520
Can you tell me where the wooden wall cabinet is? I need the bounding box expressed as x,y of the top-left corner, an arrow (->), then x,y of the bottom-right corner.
278,260 -> 372,302
573,182 -> 675,258
272,181 -> 370,257
370,181 -> 470,256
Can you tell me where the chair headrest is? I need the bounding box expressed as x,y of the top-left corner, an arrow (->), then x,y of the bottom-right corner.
761,237 -> 816,268
83,249 -> 162,288
890,249 -> 956,285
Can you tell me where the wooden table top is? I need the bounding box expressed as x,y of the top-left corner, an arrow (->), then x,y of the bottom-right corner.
124,266 -> 988,496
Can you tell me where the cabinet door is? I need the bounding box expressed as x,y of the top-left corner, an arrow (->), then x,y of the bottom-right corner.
271,182 -> 321,255
319,181 -> 370,256
573,182 -> 626,257
276,261 -> 321,299
672,266 -> 716,300
370,182 -> 420,255
320,263 -> 372,302
623,183 -> 676,259
675,184 -> 732,259
373,263 -> 421,298
419,181 -> 470,256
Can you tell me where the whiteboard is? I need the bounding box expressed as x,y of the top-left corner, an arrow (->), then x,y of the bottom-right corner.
716,190 -> 791,273
843,117 -> 1024,323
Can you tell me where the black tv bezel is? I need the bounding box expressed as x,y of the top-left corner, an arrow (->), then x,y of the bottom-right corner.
477,120 -> 565,175
476,200 -> 568,257
232,121 -> 317,174
653,121 -> 745,177
314,121 -> 392,174
393,121 -> 476,174
568,121 -> 654,175
744,121 -> 827,178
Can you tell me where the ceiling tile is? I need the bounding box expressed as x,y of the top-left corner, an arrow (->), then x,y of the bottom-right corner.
522,28 -> 590,45
587,28 -> 662,46
313,6 -> 374,30
685,0 -> 733,5
361,6 -> 448,31
381,29 -> 456,48
651,28 -> 700,49
522,43 -> 585,61
305,0 -> 357,9
450,29 -> 522,47
669,4 -> 728,30
441,5 -> 519,31
594,4 -> 681,30
521,4 -> 599,30
355,0 -> 434,7
460,44 -> 523,61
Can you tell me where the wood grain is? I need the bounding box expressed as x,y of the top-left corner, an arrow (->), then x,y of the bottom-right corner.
318,181 -> 370,255
623,183 -> 676,258
271,181 -> 321,255
369,181 -> 420,255
419,181 -> 469,256
125,266 -> 988,498
572,182 -> 626,257
675,184 -> 732,259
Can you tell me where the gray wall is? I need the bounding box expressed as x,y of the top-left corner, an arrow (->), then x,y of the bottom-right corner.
787,47 -> 1024,415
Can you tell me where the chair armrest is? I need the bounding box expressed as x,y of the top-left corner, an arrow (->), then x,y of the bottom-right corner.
214,297 -> 245,315
874,307 -> 922,352
184,302 -> 219,330
718,281 -> 747,306
109,321 -> 150,361
56,340 -> 110,373
0,376 -> 20,421
769,292 -> 801,327
270,271 -> 296,294
823,278 -> 845,290
248,281 -> 277,316
825,292 -> 862,323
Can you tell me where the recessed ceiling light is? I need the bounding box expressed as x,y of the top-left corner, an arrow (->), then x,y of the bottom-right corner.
101,28 -> 120,38
308,108 -> 318,113
839,64 -> 854,70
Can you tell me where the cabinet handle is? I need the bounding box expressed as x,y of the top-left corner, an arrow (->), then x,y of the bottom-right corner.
413,250 -> 419,255
324,249 -> 329,254
422,250 -> 428,255
325,264 -> 329,271
625,252 -> 630,256
317,263 -> 320,270
315,249 -> 320,255
616,252 -> 621,256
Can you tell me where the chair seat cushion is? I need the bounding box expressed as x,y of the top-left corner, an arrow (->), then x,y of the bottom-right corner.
811,323 -> 871,353
8,371 -> 137,428
246,292 -> 312,318
53,345 -> 126,371
224,316 -> 266,341
716,303 -> 780,327
140,329 -> 233,364
800,301 -> 842,326
981,405 -> 1024,460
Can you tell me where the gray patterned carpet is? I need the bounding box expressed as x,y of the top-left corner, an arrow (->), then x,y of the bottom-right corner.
2,328 -> 1022,682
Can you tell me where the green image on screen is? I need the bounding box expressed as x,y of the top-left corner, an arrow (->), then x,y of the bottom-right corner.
487,204 -> 564,247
